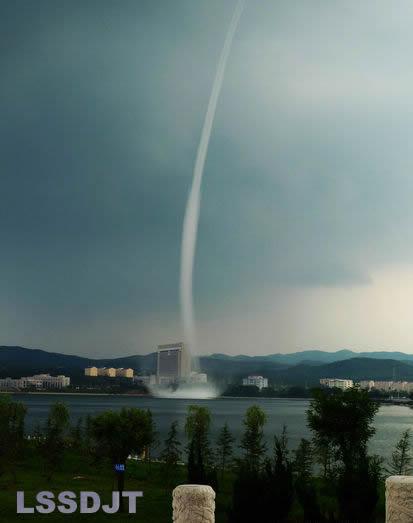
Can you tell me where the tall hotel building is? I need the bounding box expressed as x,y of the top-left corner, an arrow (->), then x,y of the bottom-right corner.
157,342 -> 191,385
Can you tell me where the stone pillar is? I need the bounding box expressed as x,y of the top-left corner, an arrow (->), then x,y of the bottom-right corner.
172,484 -> 215,523
386,476 -> 413,522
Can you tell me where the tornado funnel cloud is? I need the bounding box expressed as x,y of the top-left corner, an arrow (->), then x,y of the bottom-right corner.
180,0 -> 245,361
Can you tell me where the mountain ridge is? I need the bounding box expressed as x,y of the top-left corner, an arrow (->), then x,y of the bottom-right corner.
2,346 -> 413,386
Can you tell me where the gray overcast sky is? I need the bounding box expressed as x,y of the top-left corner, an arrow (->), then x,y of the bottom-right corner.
2,0 -> 413,357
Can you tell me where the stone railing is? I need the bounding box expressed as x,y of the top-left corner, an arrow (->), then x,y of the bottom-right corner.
172,485 -> 215,523
386,476 -> 413,522
173,478 -> 413,522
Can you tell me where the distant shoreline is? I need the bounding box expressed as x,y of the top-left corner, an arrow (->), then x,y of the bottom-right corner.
4,391 -> 150,397
3,391 -> 413,405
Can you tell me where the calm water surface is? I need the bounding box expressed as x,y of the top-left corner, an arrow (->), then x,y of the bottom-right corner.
13,394 -> 413,459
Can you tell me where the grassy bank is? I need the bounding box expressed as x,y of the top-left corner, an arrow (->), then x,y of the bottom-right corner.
0,446 -> 234,523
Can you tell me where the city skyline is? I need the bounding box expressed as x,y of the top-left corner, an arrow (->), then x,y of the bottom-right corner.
3,1 -> 413,357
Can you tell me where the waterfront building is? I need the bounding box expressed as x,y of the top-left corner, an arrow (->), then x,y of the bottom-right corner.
359,380 -> 413,393
242,375 -> 268,390
0,374 -> 70,390
96,367 -> 116,377
157,342 -> 191,385
115,368 -> 134,378
319,378 -> 353,390
85,367 -> 133,378
84,367 -> 98,377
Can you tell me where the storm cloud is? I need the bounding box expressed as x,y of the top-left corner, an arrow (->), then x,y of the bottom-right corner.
2,0 -> 413,356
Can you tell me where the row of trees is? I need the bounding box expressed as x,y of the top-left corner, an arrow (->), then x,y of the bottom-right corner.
159,388 -> 413,521
0,395 -> 156,510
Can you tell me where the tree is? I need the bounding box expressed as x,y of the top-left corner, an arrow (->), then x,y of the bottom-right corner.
337,453 -> 382,522
91,407 -> 156,510
239,405 -> 267,470
229,463 -> 263,523
230,425 -> 294,523
185,405 -> 213,485
39,402 -> 70,480
293,438 -> 313,481
312,436 -> 334,479
262,426 -> 295,522
84,414 -> 94,456
230,407 -> 268,523
307,387 -> 379,469
307,387 -> 381,522
0,395 -> 27,481
69,417 -> 84,452
388,429 -> 413,475
143,409 -> 158,474
216,423 -> 235,478
293,438 -> 323,522
160,421 -> 181,486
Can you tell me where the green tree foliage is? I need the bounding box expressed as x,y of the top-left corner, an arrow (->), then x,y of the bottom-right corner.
91,407 -> 156,464
0,395 -> 27,480
293,438 -> 323,522
307,387 -> 379,468
307,387 -> 381,522
84,414 -> 94,456
142,409 -> 158,470
229,463 -> 263,523
230,425 -> 295,523
69,417 -> 84,452
293,438 -> 313,480
239,405 -> 267,470
337,454 -> 382,522
230,407 -> 268,522
185,405 -> 214,485
388,429 -> 413,475
39,402 -> 70,480
216,423 -> 235,477
91,407 -> 156,509
263,426 -> 294,522
313,436 -> 335,479
160,421 -> 181,486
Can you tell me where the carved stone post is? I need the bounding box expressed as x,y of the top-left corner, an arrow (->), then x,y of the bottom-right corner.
172,484 -> 215,523
386,476 -> 413,522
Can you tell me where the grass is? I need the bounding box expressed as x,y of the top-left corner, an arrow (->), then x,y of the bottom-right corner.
0,447 -> 233,523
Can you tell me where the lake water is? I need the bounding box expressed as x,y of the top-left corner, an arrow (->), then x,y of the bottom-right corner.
13,394 -> 413,460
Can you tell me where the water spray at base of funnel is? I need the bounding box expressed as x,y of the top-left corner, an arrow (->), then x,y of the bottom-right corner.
180,0 -> 245,366
149,382 -> 221,400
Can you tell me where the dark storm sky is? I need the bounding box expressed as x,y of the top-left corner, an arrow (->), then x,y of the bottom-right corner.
2,0 -> 413,356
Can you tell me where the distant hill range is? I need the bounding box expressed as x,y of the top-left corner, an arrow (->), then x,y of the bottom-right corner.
0,346 -> 156,381
1,346 -> 413,386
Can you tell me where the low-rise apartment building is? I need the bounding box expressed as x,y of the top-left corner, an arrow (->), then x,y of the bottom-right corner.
359,380 -> 413,393
115,368 -> 134,378
320,378 -> 354,390
84,367 -> 134,378
0,374 -> 70,390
